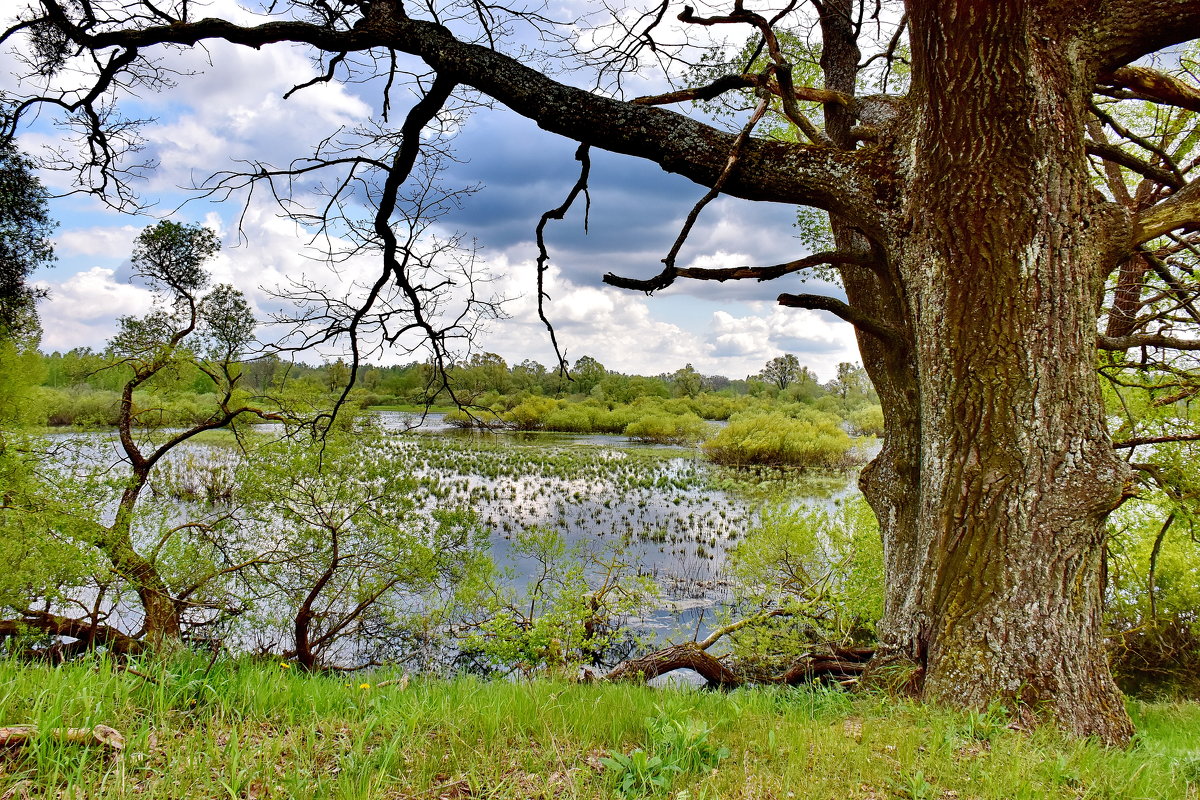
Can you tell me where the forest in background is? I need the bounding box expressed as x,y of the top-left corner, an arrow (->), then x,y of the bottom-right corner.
22,346 -> 884,464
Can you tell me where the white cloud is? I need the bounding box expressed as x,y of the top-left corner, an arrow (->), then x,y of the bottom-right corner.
35,268 -> 154,351
707,306 -> 860,381
57,225 -> 141,259
139,41 -> 375,194
471,255 -> 711,375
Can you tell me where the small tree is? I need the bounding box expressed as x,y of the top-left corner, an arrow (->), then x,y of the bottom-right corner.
458,527 -> 659,676
239,433 -> 486,670
758,355 -> 802,391
670,363 -> 703,399
570,356 -> 607,396
1,221 -> 275,648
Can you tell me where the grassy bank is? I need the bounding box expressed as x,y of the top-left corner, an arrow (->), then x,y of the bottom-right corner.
0,656 -> 1196,799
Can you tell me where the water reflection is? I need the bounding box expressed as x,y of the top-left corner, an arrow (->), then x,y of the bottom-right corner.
41,411 -> 863,668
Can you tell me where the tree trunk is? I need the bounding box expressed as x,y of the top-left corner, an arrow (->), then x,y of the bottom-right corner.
109,486 -> 183,646
857,3 -> 1135,744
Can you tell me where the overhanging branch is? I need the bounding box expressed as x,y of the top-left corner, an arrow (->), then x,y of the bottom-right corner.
677,251 -> 876,282
534,143 -> 591,377
777,292 -> 900,344
1131,177 -> 1200,246
1098,66 -> 1200,113
603,250 -> 875,294
32,1 -> 882,230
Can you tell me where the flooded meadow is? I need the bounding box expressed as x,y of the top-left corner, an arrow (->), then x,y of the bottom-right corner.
47,411 -> 869,669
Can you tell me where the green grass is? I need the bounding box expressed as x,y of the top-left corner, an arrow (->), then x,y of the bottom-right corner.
0,655 -> 1196,799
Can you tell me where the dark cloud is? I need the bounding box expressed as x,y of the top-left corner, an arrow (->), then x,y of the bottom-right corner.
442,105 -> 835,306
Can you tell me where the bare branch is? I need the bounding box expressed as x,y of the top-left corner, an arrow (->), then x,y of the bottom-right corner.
534,143 -> 590,378
603,93 -> 771,294
1098,329 -> 1200,350
282,51 -> 347,99
1114,433 -> 1200,449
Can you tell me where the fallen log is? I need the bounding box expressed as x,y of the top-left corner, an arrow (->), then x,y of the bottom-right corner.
0,725 -> 125,750
778,647 -> 874,684
604,641 -> 875,688
0,613 -> 144,658
605,643 -> 745,687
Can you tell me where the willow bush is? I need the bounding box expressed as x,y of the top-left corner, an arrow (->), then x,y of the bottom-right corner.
702,409 -> 854,469
622,412 -> 709,445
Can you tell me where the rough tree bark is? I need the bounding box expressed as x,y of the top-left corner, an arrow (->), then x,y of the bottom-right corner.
9,0 -> 1200,744
860,3 -> 1135,743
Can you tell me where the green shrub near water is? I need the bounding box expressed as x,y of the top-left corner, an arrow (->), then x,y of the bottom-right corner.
33,387 -> 122,427
703,408 -> 855,468
622,412 -> 709,445
32,387 -> 228,428
447,396 -> 719,441
847,403 -> 885,437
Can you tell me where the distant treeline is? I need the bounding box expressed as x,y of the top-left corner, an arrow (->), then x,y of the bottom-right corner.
26,348 -> 883,460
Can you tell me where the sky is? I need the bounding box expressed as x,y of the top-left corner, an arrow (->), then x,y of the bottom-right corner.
2,1 -> 862,381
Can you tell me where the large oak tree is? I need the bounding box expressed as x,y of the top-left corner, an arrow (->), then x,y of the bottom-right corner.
5,0 -> 1200,743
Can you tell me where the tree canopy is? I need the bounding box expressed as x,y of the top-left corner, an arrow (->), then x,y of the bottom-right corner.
0,132 -> 53,339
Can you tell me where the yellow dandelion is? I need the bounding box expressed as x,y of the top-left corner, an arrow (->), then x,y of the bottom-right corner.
280,662 -> 291,669
359,683 -> 371,690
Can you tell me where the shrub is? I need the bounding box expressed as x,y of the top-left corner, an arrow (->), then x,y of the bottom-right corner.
847,404 -> 885,437
67,388 -> 123,427
623,412 -> 709,444
542,403 -> 595,433
702,410 -> 853,469
504,395 -> 559,430
724,499 -> 883,673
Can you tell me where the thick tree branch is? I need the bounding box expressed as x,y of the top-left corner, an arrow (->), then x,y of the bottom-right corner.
603,640 -> 872,687
1115,433 -> 1200,449
1098,330 -> 1200,350
677,251 -> 875,282
0,611 -> 144,655
1131,177 -> 1200,246
602,251 -> 875,293
1086,140 -> 1182,189
632,74 -> 853,109
1099,66 -> 1200,114
0,725 -> 125,750
777,292 -> 900,344
1095,0 -> 1200,70
35,2 -> 883,232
